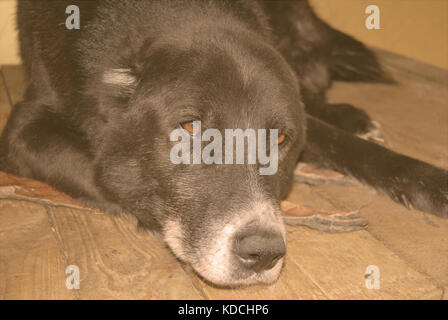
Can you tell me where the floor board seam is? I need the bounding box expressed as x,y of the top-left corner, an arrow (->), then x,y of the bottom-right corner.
364,227 -> 444,299
286,256 -> 331,299
0,197 -> 80,299
43,205 -> 81,300
313,186 -> 445,298
179,264 -> 210,300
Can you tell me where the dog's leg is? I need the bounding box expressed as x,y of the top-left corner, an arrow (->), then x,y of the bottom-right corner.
0,100 -> 118,213
301,115 -> 448,217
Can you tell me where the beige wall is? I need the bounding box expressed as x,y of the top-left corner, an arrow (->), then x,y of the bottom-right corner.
1,0 -> 447,69
0,0 -> 20,65
310,0 -> 448,70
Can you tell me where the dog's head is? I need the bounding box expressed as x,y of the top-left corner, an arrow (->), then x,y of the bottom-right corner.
92,29 -> 306,286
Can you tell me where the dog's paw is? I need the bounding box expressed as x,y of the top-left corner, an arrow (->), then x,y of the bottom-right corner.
308,103 -> 388,145
281,201 -> 368,233
384,163 -> 448,218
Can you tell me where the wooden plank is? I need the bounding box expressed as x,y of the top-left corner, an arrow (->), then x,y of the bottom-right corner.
312,183 -> 448,290
286,184 -> 442,299
1,65 -> 27,106
377,49 -> 448,86
287,226 -> 442,299
46,206 -> 204,299
0,200 -> 76,299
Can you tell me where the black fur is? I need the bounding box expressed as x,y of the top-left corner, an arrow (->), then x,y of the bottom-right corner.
1,0 -> 447,254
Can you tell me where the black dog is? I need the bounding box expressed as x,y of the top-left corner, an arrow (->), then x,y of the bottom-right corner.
1,0 -> 447,286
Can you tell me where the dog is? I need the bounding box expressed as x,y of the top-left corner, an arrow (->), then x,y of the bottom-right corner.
1,0 -> 447,286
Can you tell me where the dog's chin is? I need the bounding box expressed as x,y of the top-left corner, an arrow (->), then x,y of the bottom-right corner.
190,257 -> 284,288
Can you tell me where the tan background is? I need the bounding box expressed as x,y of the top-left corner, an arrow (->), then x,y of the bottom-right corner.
0,0 -> 447,69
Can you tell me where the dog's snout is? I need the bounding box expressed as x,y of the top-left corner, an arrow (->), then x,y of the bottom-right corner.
233,231 -> 286,272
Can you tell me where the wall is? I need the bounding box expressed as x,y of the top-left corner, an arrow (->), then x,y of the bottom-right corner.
310,0 -> 448,70
0,0 -> 20,65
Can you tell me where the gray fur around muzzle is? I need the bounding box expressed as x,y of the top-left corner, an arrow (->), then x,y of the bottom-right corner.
163,196 -> 286,286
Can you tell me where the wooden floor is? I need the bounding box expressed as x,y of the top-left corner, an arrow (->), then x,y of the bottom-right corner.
1,50 -> 447,299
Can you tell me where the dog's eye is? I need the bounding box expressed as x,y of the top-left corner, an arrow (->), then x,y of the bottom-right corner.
180,121 -> 199,135
277,133 -> 286,145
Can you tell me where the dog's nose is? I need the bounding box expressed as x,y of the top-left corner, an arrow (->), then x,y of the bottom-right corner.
233,232 -> 286,272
